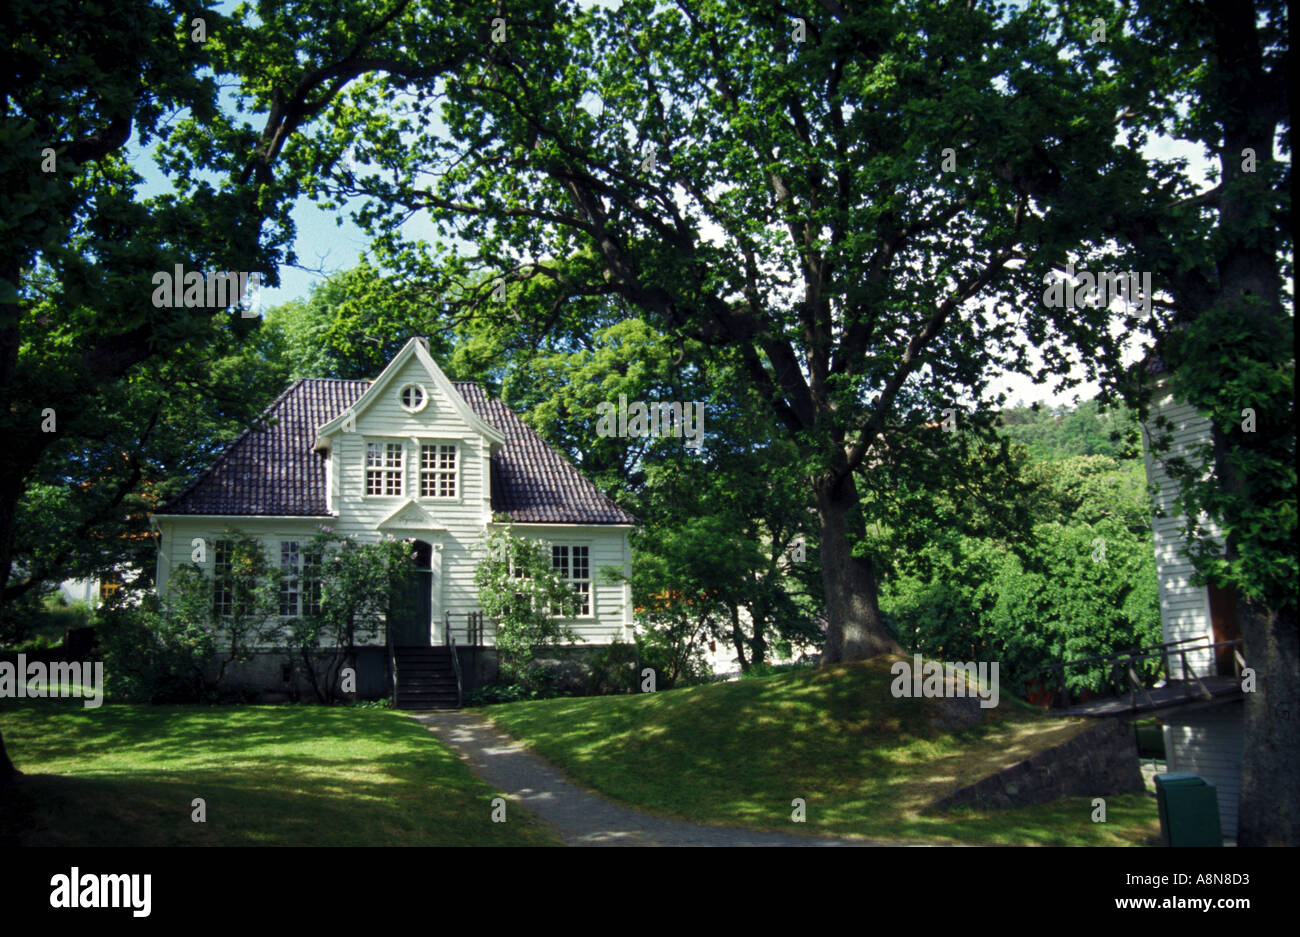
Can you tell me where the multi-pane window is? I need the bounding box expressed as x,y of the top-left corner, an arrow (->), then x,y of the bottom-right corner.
365,442 -> 404,495
279,541 -> 300,616
302,548 -> 322,615
213,539 -> 234,616
99,572 -> 123,602
551,544 -> 591,616
420,444 -> 457,498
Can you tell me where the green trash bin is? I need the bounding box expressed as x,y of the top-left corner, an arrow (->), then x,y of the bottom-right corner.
1155,772 -> 1223,846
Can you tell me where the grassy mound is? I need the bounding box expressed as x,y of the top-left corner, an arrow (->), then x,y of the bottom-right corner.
486,658 -> 1160,845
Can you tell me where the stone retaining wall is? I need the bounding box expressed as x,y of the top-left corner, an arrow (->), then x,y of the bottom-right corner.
930,717 -> 1144,811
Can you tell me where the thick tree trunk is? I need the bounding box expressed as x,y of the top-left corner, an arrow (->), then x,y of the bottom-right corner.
816,472 -> 902,662
1212,418 -> 1299,845
730,605 -> 749,672
0,728 -> 18,785
1235,600 -> 1299,845
751,609 -> 767,668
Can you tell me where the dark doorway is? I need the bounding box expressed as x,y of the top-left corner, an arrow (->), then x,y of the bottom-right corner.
389,539 -> 433,647
1207,584 -> 1242,676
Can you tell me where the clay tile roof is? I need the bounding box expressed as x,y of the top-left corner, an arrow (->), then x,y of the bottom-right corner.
157,379 -> 636,525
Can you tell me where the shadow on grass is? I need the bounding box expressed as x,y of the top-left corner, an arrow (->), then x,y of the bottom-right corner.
483,659 -> 1161,846
0,700 -> 560,846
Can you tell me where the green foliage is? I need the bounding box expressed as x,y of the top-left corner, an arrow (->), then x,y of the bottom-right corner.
879,447 -> 1163,696
473,529 -> 581,685
997,399 -> 1142,461
1156,307 -> 1297,614
100,531 -> 281,702
3,0 -> 512,615
99,598 -> 210,704
466,682 -> 557,707
286,529 -> 412,702
582,640 -> 641,695
0,587 -> 59,647
261,264 -> 457,381
628,617 -> 711,690
320,0 -> 1169,659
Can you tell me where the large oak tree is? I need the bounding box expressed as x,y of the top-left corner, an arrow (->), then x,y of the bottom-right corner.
1098,0 -> 1294,845
330,0 -> 1146,662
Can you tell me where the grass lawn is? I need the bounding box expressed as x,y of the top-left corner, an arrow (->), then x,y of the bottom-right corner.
0,700 -> 560,846
485,658 -> 1163,845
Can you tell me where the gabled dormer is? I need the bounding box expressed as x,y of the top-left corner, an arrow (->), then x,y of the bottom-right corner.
312,338 -> 505,518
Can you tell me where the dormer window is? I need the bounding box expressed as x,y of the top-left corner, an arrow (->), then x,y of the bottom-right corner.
398,383 -> 428,413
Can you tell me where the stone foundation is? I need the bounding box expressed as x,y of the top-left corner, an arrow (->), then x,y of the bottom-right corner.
206,647 -> 389,702
200,643 -> 634,701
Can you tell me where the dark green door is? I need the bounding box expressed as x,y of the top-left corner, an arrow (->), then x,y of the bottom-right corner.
389,570 -> 432,647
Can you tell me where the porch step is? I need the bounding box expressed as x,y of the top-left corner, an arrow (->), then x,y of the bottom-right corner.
394,646 -> 460,710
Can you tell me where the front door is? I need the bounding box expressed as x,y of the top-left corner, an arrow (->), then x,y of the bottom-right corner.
389,569 -> 433,647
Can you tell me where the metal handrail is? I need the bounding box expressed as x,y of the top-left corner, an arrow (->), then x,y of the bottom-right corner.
445,610 -> 463,708
441,609 -> 497,647
388,616 -> 398,706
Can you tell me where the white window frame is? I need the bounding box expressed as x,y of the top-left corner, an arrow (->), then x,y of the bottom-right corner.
418,441 -> 460,500
279,541 -> 300,616
364,439 -> 405,497
302,545 -> 323,616
213,538 -> 235,617
398,382 -> 429,413
550,543 -> 593,618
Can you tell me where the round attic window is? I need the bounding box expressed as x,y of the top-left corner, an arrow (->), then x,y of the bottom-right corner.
398,383 -> 428,413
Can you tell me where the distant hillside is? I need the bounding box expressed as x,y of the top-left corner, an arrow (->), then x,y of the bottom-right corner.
996,397 -> 1142,461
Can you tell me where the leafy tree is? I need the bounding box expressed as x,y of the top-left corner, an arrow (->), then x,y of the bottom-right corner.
996,398 -> 1142,461
1,0 -> 506,779
1081,0 -> 1294,844
263,263 -> 458,381
287,530 -> 411,703
474,529 -> 581,687
331,0 -> 1145,664
100,531 -> 281,701
880,452 -> 1162,696
2,315 -> 291,619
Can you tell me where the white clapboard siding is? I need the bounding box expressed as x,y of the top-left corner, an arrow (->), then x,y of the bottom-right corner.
1162,706 -> 1245,841
1140,382 -> 1220,678
154,349 -> 633,650
473,523 -> 634,644
154,515 -> 329,646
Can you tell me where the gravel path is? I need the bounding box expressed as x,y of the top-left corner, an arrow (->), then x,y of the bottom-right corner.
413,710 -> 901,847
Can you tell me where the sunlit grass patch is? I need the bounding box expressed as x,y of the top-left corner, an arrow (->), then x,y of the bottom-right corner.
0,700 -> 560,846
485,658 -> 1160,846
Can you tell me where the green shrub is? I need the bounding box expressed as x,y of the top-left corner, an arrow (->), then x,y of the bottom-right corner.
466,682 -> 560,706
99,600 -> 214,703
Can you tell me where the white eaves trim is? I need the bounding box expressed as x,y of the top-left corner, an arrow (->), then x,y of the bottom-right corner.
312,337 -> 506,451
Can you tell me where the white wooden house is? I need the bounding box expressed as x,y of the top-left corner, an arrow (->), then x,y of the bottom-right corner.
1140,360 -> 1244,841
151,337 -> 636,705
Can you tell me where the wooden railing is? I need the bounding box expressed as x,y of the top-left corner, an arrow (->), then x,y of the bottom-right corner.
1030,635 -> 1245,711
